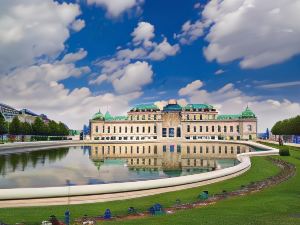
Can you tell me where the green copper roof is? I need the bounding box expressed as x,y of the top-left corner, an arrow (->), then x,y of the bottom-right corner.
184,104 -> 214,110
104,111 -> 114,120
131,104 -> 159,111
114,115 -> 128,120
92,110 -> 104,120
241,106 -> 256,118
163,103 -> 182,112
217,114 -> 241,120
217,106 -> 256,120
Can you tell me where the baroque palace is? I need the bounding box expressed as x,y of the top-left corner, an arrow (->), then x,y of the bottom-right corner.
90,100 -> 257,141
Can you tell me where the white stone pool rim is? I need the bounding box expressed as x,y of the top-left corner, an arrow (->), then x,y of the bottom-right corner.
0,140 -> 278,201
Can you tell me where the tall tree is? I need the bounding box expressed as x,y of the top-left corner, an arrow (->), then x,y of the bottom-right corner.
58,122 -> 69,136
9,116 -> 21,135
21,122 -> 32,135
0,114 -> 8,141
48,120 -> 59,136
32,117 -> 45,135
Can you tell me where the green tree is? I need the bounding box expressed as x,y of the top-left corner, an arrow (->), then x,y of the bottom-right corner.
0,114 -> 8,141
9,116 -> 21,135
21,122 -> 32,135
271,121 -> 281,135
58,122 -> 69,136
32,117 -> 45,135
48,120 -> 59,136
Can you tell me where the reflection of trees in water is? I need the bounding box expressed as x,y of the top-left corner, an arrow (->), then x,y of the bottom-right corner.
0,148 -> 69,176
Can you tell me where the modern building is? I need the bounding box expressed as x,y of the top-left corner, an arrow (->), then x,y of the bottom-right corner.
90,99 -> 257,141
0,103 -> 20,122
0,103 -> 49,123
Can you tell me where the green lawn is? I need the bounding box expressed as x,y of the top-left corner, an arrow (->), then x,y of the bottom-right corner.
102,143 -> 300,225
0,154 -> 280,224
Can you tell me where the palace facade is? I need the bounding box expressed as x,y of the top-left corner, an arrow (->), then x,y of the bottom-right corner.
90,100 -> 257,141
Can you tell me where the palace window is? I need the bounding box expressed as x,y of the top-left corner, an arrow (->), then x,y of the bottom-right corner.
187,146 -> 190,154
113,126 -> 116,133
154,125 -> 157,133
200,114 -> 203,120
148,114 -> 151,120
137,146 -> 139,154
224,126 -> 227,133
142,115 -> 145,120
125,126 -> 128,133
187,114 -> 190,120
142,126 -> 145,133
154,115 -> 157,120
137,115 -> 139,120
218,125 -> 221,132
200,126 -> 202,132
162,128 -> 167,137
148,126 -> 151,133
169,128 -> 175,137
108,126 -> 110,133
247,125 -> 252,131
187,125 -> 190,132
95,126 -> 98,133
136,126 -> 139,133
237,125 -> 240,133
119,126 -> 122,133
200,146 -> 203,153
163,145 -> 167,152
177,127 -> 181,137
206,146 -> 209,153
177,144 -> 181,153
230,126 -> 233,132
206,126 -> 209,132
130,126 -> 133,133
212,126 -> 215,132
194,126 -> 196,132
154,145 -> 157,154
193,146 -> 196,154
194,115 -> 196,120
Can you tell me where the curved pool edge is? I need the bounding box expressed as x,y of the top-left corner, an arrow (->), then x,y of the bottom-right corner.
0,141 -> 279,201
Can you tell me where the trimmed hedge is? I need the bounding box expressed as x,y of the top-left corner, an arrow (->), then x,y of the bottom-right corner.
279,148 -> 290,156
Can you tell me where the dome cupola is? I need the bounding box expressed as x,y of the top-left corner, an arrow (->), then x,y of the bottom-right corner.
92,110 -> 104,120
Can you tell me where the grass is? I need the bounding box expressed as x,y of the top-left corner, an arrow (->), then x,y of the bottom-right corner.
0,156 -> 280,224
102,142 -> 300,225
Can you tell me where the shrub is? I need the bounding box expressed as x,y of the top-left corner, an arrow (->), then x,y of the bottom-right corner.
279,148 -> 290,156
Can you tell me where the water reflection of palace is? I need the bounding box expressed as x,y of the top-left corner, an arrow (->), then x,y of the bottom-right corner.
89,143 -> 251,170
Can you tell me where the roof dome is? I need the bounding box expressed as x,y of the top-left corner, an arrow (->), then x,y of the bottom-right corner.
92,110 -> 104,120
241,106 -> 256,118
104,111 -> 114,120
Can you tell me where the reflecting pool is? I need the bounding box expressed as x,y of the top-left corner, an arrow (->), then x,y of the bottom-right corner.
0,142 -> 254,188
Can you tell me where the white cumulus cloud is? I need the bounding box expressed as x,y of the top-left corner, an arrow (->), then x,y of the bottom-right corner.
203,0 -> 300,68
87,0 -> 143,17
112,61 -> 153,94
0,0 -> 83,73
178,80 -> 300,132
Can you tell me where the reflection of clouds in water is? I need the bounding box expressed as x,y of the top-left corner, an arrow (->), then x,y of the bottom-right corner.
0,145 -> 239,188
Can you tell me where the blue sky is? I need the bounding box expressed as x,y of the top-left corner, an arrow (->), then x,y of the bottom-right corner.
0,0 -> 299,131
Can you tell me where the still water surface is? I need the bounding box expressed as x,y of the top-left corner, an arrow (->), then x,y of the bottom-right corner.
0,142 -> 254,188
